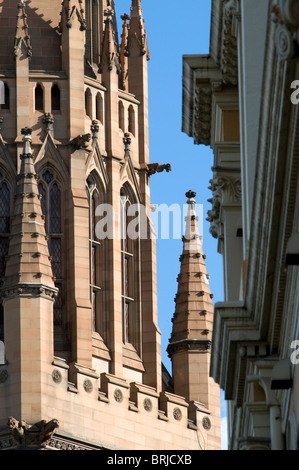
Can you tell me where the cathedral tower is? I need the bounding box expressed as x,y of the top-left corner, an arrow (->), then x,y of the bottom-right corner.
0,1 -> 220,450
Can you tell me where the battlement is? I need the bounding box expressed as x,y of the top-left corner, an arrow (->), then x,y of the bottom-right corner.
0,356 -> 221,450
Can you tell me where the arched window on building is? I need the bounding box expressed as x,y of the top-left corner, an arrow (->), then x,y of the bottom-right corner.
128,105 -> 135,136
119,101 -> 124,132
85,0 -> 100,64
86,175 -> 107,342
120,185 -> 140,352
35,84 -> 44,112
0,83 -> 9,110
96,93 -> 103,124
51,84 -> 60,112
38,170 -> 65,338
85,88 -> 92,119
0,173 -> 10,342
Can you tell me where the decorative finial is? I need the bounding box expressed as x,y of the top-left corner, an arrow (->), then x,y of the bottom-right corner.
91,120 -> 99,139
123,132 -> 131,152
185,190 -> 196,202
21,127 -> 33,155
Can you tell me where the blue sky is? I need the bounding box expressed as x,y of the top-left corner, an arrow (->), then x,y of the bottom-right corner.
117,0 -> 227,449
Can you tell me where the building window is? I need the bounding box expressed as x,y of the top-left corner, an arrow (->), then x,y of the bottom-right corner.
85,88 -> 92,119
87,175 -> 106,341
0,173 -> 10,342
128,105 -> 135,136
38,169 -> 63,326
0,83 -> 9,110
120,186 -> 140,349
51,84 -> 60,112
96,92 -> 103,124
85,0 -> 99,64
119,101 -> 124,131
35,84 -> 44,112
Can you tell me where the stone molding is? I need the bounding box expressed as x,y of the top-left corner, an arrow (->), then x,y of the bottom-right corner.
207,176 -> 241,239
0,282 -> 58,301
272,0 -> 299,59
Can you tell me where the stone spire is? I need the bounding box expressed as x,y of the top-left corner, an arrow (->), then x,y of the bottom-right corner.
127,0 -> 150,59
99,8 -> 121,74
120,13 -> 130,91
2,128 -> 56,294
14,0 -> 32,58
167,191 -> 215,405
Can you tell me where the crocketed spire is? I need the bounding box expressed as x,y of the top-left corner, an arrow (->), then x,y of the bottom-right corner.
167,191 -> 215,404
3,128 -> 56,292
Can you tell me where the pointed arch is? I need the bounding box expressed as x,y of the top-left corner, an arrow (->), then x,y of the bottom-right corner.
35,83 -> 44,111
51,84 -> 61,112
34,133 -> 69,183
37,165 -> 69,358
85,87 -> 93,119
96,92 -> 103,124
86,171 -> 108,344
119,101 -> 125,131
120,182 -> 141,353
128,105 -> 135,136
85,141 -> 109,191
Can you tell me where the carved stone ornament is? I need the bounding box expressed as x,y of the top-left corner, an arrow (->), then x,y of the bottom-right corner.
173,407 -> 182,421
7,416 -> 59,449
52,369 -> 62,384
207,176 -> 241,239
114,388 -> 123,402
83,379 -> 93,393
193,84 -> 212,146
275,23 -> 295,59
222,0 -> 238,86
202,416 -> 211,430
272,0 -> 299,59
143,398 -> 152,412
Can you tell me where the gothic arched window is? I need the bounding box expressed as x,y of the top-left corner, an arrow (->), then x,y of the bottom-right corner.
96,93 -> 103,124
38,169 -> 63,326
51,84 -> 60,112
87,175 -> 107,341
120,185 -> 140,350
85,88 -> 92,119
128,105 -> 135,136
35,84 -> 44,111
85,0 -> 100,64
119,101 -> 124,132
0,173 -> 11,342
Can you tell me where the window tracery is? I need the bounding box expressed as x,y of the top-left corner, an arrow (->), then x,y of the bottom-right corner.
87,174 -> 106,341
38,169 -> 63,326
120,185 -> 140,350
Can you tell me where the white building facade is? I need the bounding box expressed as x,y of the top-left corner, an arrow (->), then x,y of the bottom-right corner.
182,0 -> 299,450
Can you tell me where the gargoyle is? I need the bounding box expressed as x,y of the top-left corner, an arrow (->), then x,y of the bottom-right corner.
70,133 -> 91,148
147,163 -> 172,176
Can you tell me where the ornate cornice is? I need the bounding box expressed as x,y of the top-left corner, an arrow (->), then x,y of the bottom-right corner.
167,339 -> 211,358
0,283 -> 58,301
222,0 -> 239,86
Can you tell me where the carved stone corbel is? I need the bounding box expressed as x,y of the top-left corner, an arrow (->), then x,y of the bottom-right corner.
207,176 -> 241,239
